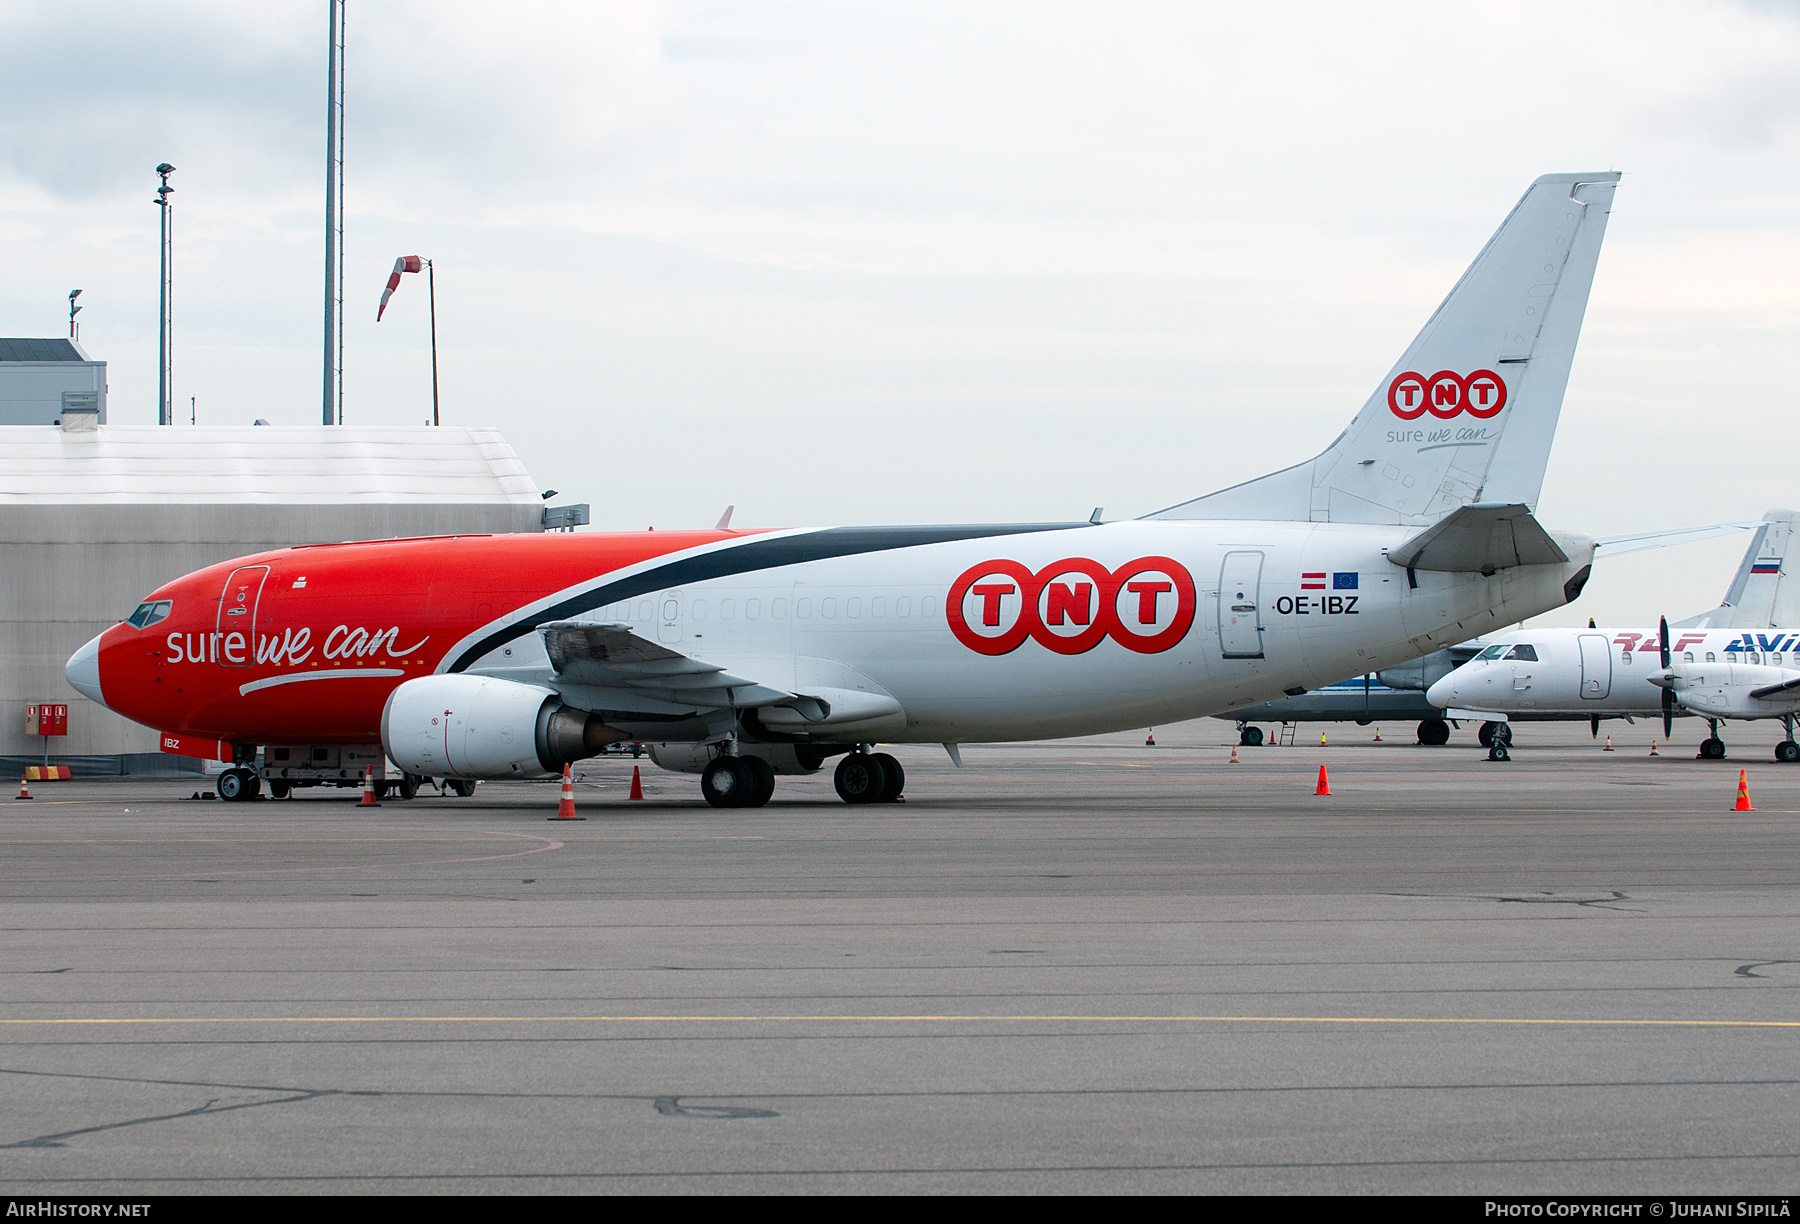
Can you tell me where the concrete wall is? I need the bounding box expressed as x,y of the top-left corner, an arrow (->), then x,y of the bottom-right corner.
1,502 -> 543,762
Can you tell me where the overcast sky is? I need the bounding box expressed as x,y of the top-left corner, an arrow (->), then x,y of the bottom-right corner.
3,0 -> 1798,626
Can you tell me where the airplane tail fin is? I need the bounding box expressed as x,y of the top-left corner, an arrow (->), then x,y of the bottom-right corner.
1149,172 -> 1621,525
1677,510 -> 1800,630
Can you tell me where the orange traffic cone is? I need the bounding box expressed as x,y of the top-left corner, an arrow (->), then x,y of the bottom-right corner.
1320,731 -> 1328,746
1734,769 -> 1755,811
1228,744 -> 1240,764
1373,726 -> 1382,742
1315,765 -> 1331,796
1603,736 -> 1613,752
1145,728 -> 1156,747
15,775 -> 30,800
1649,739 -> 1660,757
358,767 -> 381,807
550,762 -> 584,821
628,766 -> 645,801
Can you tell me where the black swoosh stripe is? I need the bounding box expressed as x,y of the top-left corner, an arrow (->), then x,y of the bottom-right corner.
448,522 -> 1088,673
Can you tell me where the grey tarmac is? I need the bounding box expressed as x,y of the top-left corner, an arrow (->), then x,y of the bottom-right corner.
1,719 -> 1797,1195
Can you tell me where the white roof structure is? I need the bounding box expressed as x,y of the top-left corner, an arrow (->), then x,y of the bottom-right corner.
0,426 -> 542,505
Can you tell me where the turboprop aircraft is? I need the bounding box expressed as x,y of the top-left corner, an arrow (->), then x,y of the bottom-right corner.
67,172 -> 1621,806
1426,511 -> 1800,761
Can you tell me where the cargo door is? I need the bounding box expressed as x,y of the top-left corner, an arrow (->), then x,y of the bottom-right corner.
1218,552 -> 1265,659
1578,633 -> 1611,699
215,565 -> 270,668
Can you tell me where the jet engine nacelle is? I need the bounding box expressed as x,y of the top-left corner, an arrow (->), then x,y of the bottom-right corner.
647,742 -> 839,776
381,674 -> 626,779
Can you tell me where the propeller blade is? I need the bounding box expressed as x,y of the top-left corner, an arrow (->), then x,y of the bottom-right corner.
1590,714 -> 1600,739
1660,615 -> 1674,739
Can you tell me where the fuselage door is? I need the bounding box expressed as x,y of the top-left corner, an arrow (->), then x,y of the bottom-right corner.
1218,551 -> 1265,659
215,565 -> 270,668
658,590 -> 683,645
1578,633 -> 1611,699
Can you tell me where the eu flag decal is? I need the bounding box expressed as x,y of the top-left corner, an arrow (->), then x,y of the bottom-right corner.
1332,572 -> 1358,590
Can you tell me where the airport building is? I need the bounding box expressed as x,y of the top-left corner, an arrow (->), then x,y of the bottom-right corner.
0,337 -> 107,426
0,420 -> 548,775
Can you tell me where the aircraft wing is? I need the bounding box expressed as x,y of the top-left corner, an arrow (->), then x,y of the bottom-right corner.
1388,503 -> 1568,573
539,620 -> 815,713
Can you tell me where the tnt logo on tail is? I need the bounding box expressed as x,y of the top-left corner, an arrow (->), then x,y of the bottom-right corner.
1388,370 -> 1507,421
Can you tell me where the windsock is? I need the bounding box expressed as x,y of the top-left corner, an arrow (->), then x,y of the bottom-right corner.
376,255 -> 424,321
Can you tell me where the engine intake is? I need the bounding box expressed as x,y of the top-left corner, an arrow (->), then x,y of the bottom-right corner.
381,674 -> 625,779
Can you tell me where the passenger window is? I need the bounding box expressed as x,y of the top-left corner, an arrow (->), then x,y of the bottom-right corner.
637,599 -> 654,620
821,598 -> 836,619
1748,653 -> 1761,664
1726,653 -> 1737,663
1705,652 -> 1715,662
1620,652 -> 1632,664
796,598 -> 813,619
871,597 -> 885,618
720,599 -> 734,620
746,599 -> 761,620
772,599 -> 787,619
692,600 -> 706,621
897,596 -> 912,617
1775,653 -> 1783,665
1683,652 -> 1694,663
848,597 -> 862,619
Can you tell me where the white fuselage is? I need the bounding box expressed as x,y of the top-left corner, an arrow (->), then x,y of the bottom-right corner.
1426,626 -> 1800,718
458,520 -> 1594,744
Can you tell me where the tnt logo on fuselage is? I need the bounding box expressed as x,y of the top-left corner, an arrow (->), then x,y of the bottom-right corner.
947,556 -> 1196,656
1387,369 -> 1507,421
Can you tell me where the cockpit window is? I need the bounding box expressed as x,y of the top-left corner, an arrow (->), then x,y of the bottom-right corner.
126,599 -> 172,629
1474,645 -> 1507,661
1504,645 -> 1538,661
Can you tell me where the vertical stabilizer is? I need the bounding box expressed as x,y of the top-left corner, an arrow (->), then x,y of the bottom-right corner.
1150,172 -> 1620,524
1680,511 -> 1800,629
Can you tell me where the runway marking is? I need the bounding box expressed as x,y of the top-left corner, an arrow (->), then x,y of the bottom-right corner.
2,1013 -> 1797,1029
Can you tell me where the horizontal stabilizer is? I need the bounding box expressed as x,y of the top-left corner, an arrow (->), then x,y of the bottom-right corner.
1388,503 -> 1568,573
1594,522 -> 1763,557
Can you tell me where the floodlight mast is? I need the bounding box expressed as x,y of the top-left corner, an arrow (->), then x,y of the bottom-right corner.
323,0 -> 346,425
153,164 -> 175,426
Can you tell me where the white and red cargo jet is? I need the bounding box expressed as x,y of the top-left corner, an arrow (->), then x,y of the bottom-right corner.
68,173 -> 1621,805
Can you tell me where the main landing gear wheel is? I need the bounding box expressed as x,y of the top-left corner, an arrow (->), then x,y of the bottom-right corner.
871,753 -> 905,802
267,780 -> 291,799
834,753 -> 888,805
1417,718 -> 1451,746
397,773 -> 421,800
1239,726 -> 1263,747
217,768 -> 260,802
702,757 -> 758,809
742,755 -> 776,807
1776,741 -> 1800,764
446,779 -> 478,797
1699,738 -> 1727,760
